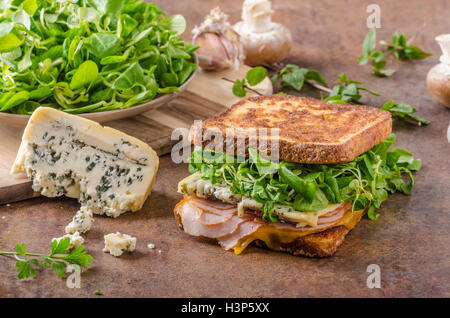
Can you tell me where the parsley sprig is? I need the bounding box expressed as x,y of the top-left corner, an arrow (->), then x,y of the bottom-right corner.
189,133 -> 421,221
0,237 -> 93,279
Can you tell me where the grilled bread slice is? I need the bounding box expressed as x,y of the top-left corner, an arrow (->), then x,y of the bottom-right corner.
189,95 -> 392,164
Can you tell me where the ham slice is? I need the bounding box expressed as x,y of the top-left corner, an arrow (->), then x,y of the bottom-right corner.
176,196 -> 349,253
218,220 -> 263,251
180,198 -> 253,237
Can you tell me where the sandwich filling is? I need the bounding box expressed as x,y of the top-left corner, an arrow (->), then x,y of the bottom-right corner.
175,195 -> 363,254
180,133 -> 420,224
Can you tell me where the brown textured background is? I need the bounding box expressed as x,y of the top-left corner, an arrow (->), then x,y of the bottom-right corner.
0,0 -> 449,297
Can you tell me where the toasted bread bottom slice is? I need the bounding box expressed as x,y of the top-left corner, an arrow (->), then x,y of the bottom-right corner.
173,198 -> 364,258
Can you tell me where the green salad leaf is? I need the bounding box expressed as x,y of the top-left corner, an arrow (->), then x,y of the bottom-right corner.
188,134 -> 420,222
0,0 -> 197,115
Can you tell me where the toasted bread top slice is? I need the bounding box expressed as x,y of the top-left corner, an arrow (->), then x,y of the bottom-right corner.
189,95 -> 392,163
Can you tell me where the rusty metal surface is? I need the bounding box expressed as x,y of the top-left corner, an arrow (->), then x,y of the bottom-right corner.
1,0 -> 449,297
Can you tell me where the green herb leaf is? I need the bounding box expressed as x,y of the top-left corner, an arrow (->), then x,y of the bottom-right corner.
246,66 -> 268,86
167,14 -> 186,35
69,60 -> 99,90
273,65 -> 328,92
232,79 -> 246,97
14,243 -> 26,257
16,260 -> 35,279
382,31 -> 433,60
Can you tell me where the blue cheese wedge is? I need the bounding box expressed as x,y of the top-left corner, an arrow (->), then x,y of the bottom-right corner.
65,206 -> 94,234
103,232 -> 136,257
11,107 -> 159,217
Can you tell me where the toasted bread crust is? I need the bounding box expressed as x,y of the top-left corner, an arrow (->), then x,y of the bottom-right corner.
189,95 -> 392,163
173,199 -> 363,257
253,226 -> 350,257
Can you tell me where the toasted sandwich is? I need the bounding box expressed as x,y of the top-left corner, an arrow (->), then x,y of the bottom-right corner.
174,95 -> 421,257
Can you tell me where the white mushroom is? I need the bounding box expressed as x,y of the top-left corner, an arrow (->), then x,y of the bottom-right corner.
233,0 -> 292,66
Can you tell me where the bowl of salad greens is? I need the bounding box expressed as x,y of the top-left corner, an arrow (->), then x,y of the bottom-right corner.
0,0 -> 198,125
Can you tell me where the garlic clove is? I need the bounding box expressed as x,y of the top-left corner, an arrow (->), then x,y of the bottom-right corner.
192,7 -> 245,71
194,32 -> 237,71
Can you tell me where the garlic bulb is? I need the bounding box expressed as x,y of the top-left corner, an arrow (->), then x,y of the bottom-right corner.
233,0 -> 292,66
192,7 -> 245,71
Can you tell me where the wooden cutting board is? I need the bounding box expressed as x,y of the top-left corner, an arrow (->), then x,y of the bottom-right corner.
0,65 -> 272,204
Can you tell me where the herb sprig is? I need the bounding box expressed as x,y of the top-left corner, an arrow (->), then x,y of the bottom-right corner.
381,100 -> 430,126
358,29 -> 396,77
224,66 -> 268,97
324,72 -> 379,103
0,237 -> 93,279
271,64 -> 328,92
189,133 -> 420,221
359,28 -> 432,77
0,0 -> 197,115
322,73 -> 429,126
380,31 -> 433,60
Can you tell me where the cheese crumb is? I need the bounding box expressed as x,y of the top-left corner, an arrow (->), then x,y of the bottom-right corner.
103,232 -> 136,257
52,231 -> 84,249
65,206 -> 94,234
147,243 -> 155,249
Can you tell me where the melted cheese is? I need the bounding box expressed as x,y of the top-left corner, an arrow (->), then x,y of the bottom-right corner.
233,209 -> 364,254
